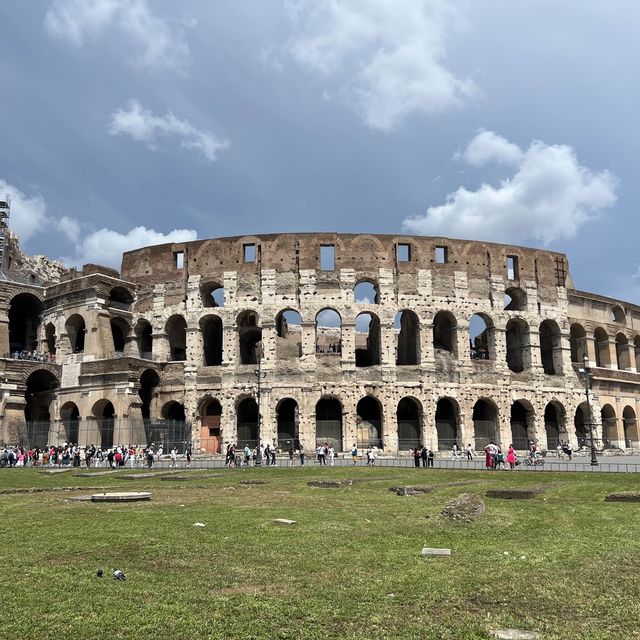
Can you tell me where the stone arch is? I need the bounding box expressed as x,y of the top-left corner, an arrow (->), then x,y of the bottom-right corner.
44,322 -> 57,357
201,281 -> 224,308
315,308 -> 341,355
60,401 -> 80,444
24,370 -> 58,448
622,406 -> 638,449
505,317 -> 530,372
611,305 -> 625,324
635,336 -> 640,371
504,286 -> 527,311
356,396 -> 383,449
138,369 -> 160,421
110,316 -> 130,355
355,311 -> 381,367
615,333 -> 631,370
8,292 -> 42,353
276,398 -> 298,448
601,404 -> 617,448
65,314 -> 86,353
108,286 -> 133,309
397,396 -> 422,449
574,402 -> 590,447
91,399 -> 115,449
200,314 -> 223,366
570,323 -> 587,363
433,310 -> 457,355
315,396 -> 343,450
395,309 -> 420,366
134,318 -> 153,359
354,279 -> 379,304
165,315 -> 187,362
472,398 -> 499,450
544,401 -> 566,450
469,313 -> 495,360
199,396 -> 222,454
510,400 -> 535,449
435,397 -> 460,451
594,327 -> 610,368
237,310 -> 262,364
237,397 -> 259,447
540,319 -> 562,375
276,309 -> 302,358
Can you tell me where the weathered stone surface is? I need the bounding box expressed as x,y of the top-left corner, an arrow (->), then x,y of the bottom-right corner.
308,480 -> 352,488
489,630 -> 540,639
604,492 -> 640,502
486,488 -> 544,500
91,492 -> 152,502
421,548 -> 451,557
272,518 -> 297,526
441,493 -> 486,522
73,470 -> 119,477
239,480 -> 267,485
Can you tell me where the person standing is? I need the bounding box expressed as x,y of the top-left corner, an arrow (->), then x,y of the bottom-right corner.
351,444 -> 358,465
421,446 -> 428,468
466,444 -> 473,461
328,444 -> 335,466
169,447 -> 178,468
299,444 -> 305,466
185,445 -> 192,467
427,448 -> 434,468
413,447 -> 421,467
317,444 -> 325,465
506,444 -> 517,470
566,441 -> 573,461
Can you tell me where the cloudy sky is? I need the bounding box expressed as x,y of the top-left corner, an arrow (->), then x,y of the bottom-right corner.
1,1 -> 639,302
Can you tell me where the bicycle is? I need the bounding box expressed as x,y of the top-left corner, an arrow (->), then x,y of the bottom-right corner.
523,455 -> 545,467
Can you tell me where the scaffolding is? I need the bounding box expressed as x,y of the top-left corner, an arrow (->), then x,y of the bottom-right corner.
0,194 -> 9,276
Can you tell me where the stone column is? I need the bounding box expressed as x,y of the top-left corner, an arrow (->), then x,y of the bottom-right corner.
0,311 -> 9,356
260,321 -> 277,364
222,322 -> 237,366
186,325 -> 203,366
341,321 -> 356,366
153,331 -> 170,362
382,396 -> 398,452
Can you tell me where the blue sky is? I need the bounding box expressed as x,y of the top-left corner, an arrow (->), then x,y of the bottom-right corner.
1,1 -> 639,303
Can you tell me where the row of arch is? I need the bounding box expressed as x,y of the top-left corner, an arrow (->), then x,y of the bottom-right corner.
570,323 -> 640,370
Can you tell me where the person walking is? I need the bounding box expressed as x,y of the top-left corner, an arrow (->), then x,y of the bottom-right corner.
466,444 -> 473,461
506,444 -> 517,470
413,447 -> 421,467
299,444 -> 305,466
328,444 -> 335,466
427,448 -> 434,468
351,444 -> 358,465
421,446 -> 428,468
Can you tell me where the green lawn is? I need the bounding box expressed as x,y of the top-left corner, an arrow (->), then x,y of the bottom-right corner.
1,467 -> 639,639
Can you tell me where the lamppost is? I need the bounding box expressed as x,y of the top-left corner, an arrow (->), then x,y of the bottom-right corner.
579,354 -> 599,467
254,342 -> 266,466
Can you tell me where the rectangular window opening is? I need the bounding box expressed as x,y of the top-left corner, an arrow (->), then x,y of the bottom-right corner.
320,244 -> 335,271
507,255 -> 519,280
396,243 -> 411,262
174,251 -> 184,269
435,246 -> 448,264
243,243 -> 256,263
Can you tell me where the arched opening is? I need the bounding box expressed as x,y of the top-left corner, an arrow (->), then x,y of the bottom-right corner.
469,313 -> 494,360
110,317 -> 129,355
237,311 -> 262,364
472,399 -> 499,450
635,337 -> 640,371
201,282 -> 224,308
165,315 -> 187,361
60,402 -> 80,444
544,402 -> 565,450
506,318 -> 530,372
65,314 -> 86,353
395,310 -> 419,365
594,327 -> 610,368
315,397 -> 343,450
622,406 -> 638,449
601,404 -> 617,448
510,401 -> 533,450
277,398 -> 298,448
200,398 -> 222,454
201,315 -> 223,366
615,333 -> 631,370
108,287 -> 133,310
504,287 -> 527,311
276,309 -> 302,358
237,397 -> 259,448
433,311 -> 457,354
24,369 -> 57,447
435,397 -> 459,451
354,280 -> 379,304
611,305 -> 625,323
540,320 -> 562,375
570,324 -> 587,363
397,397 -> 421,449
138,369 -> 160,421
315,309 -> 341,355
45,323 -> 57,357
163,401 -> 186,422
8,293 -> 42,353
92,400 -> 115,450
135,320 -> 153,359
356,396 -> 382,449
155,401 -> 189,453
355,312 -> 380,367
574,403 -> 590,448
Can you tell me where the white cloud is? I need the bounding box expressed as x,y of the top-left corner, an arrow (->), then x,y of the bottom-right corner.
0,179 -> 48,242
403,131 -> 618,245
55,215 -> 82,244
109,100 -> 230,162
283,0 -> 476,131
64,226 -> 198,269
45,0 -> 191,72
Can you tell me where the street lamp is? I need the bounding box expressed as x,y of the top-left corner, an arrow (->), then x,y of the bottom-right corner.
254,342 -> 266,466
578,354 -> 599,467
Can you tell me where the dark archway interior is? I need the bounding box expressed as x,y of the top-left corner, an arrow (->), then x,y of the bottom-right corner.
97,401 -> 115,449
24,369 -> 57,423
167,316 -> 187,361
356,396 -> 382,447
9,293 -> 42,353
473,399 -> 498,449
433,313 -> 455,352
355,313 -> 380,367
397,398 -> 420,448
202,316 -> 223,366
60,402 -> 80,444
540,320 -> 560,375
510,401 -> 529,449
137,322 -> 153,359
110,320 -> 127,353
544,403 -> 560,449
66,315 -> 86,353
238,312 -> 262,364
396,310 -> 419,365
164,402 -> 186,422
45,323 -> 56,356
435,398 -> 458,449
108,287 -> 133,308
277,398 -> 298,446
139,369 -> 160,420
237,398 -> 259,446
315,397 -> 342,449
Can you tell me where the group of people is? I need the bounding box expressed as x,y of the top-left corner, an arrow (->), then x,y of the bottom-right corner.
410,446 -> 436,467
10,350 -> 55,363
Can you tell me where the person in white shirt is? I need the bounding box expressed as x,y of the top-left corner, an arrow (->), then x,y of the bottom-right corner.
328,445 -> 335,466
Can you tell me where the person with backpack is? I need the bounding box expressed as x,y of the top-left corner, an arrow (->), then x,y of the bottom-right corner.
351,444 -> 358,465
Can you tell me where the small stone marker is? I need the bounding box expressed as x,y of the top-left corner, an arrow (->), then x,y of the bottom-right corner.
489,630 -> 540,639
421,547 -> 451,557
91,491 -> 151,502
40,468 -> 72,474
74,470 -> 119,477
273,518 -> 297,526
193,522 -> 207,527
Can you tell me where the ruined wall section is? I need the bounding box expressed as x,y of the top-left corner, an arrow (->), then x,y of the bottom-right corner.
2,230 -> 67,286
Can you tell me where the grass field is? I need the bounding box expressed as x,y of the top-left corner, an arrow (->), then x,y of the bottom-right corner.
1,466 -> 639,639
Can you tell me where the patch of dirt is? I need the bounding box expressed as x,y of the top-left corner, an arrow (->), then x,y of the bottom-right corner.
390,480 -> 483,496
441,493 -> 486,522
604,492 -> 640,502
485,488 -> 544,500
308,480 -> 353,488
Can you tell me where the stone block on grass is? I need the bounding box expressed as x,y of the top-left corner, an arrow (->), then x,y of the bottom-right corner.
421,547 -> 451,557
441,493 -> 485,522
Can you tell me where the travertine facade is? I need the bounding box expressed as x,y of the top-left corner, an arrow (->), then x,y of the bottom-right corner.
1,232 -> 639,453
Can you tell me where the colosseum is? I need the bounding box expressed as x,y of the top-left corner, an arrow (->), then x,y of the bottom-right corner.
1,205 -> 639,455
